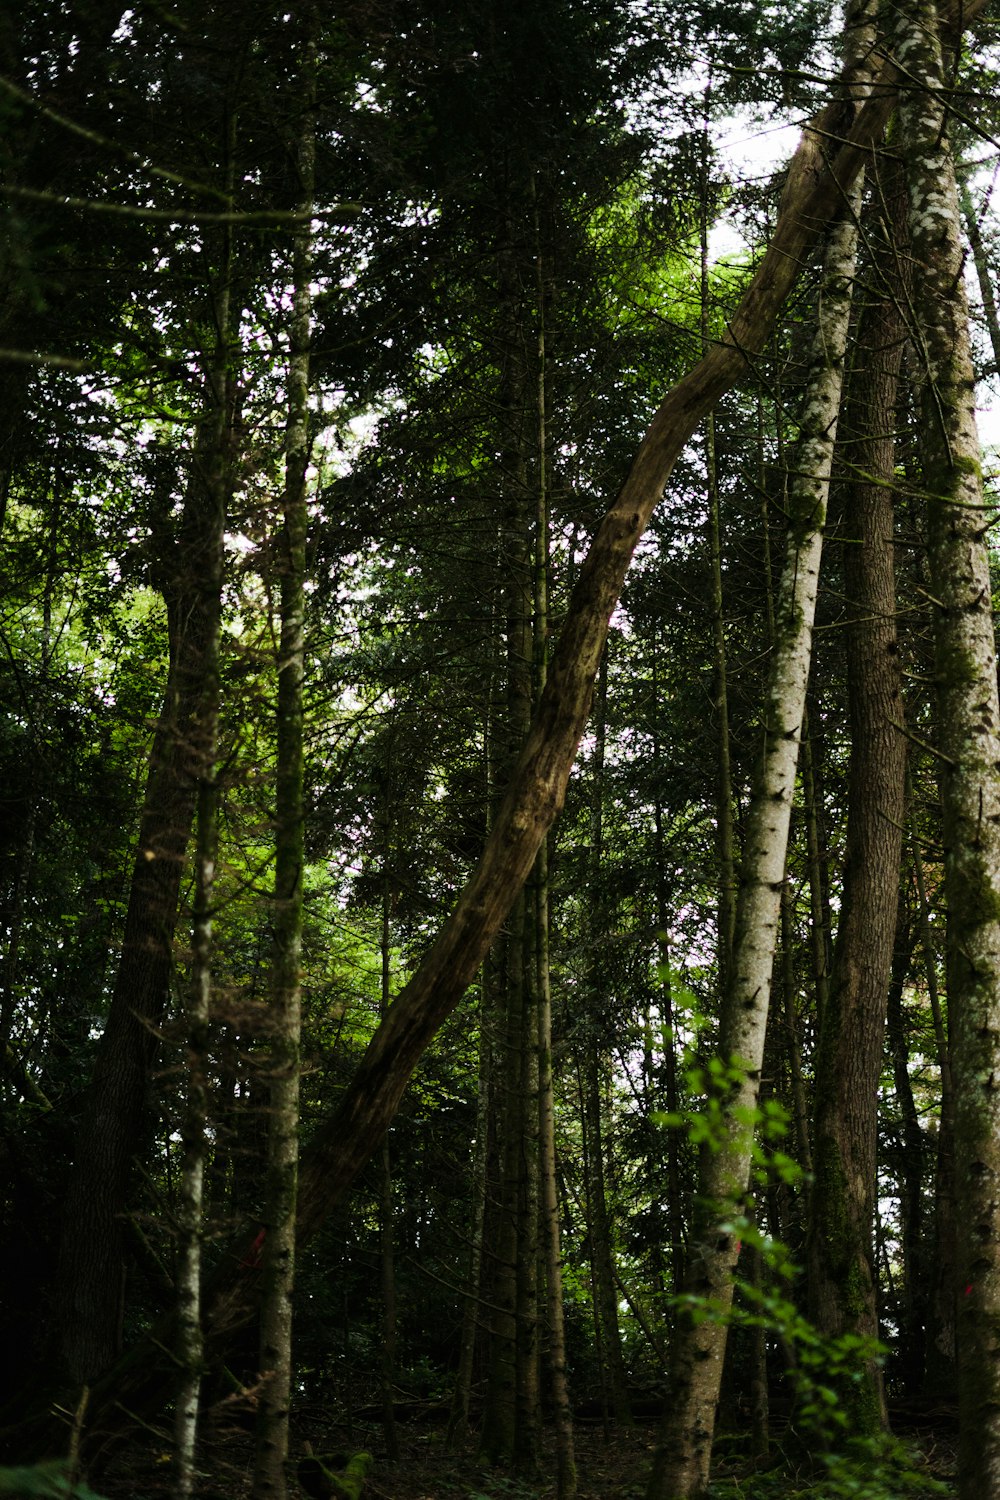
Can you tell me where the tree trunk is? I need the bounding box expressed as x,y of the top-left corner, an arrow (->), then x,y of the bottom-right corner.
806,161 -> 908,1430
172,474 -> 223,1500
446,970 -> 492,1449
52,319 -> 234,1395
515,914 -> 541,1474
651,643 -> 685,1294
581,653 -> 632,1428
893,2 -> 1000,1489
377,876 -> 400,1464
253,40 -> 315,1494
481,233 -> 535,1466
537,838 -> 576,1497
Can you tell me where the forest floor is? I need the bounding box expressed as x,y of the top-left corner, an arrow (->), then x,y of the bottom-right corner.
97,1403 -> 959,1499
100,1418 -> 654,1499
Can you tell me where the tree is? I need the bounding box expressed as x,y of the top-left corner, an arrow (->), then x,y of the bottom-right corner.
805,153 -> 908,1428
3,7 -> 998,1499
893,0 -> 1000,1490
252,17 -> 317,1498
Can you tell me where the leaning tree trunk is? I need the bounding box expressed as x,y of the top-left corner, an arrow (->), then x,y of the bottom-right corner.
806,160 -> 908,1432
893,1 -> 1000,1492
647,4 -> 871,1483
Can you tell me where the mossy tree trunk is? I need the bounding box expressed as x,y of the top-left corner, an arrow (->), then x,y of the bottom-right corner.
893,1 -> 1000,1490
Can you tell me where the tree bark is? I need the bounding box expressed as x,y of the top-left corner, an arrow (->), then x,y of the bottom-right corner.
893,2 -> 1000,1490
252,37 -> 316,1495
806,161 -> 908,1430
172,449 -> 223,1500
480,230 -> 535,1467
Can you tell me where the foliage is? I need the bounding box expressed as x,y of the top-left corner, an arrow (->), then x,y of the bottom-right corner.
0,1465 -> 107,1500
0,0 -> 986,1492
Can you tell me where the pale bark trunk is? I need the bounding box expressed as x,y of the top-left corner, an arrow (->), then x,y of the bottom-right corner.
647,8 -> 870,1481
893,2 -> 1000,1490
252,37 -> 315,1496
